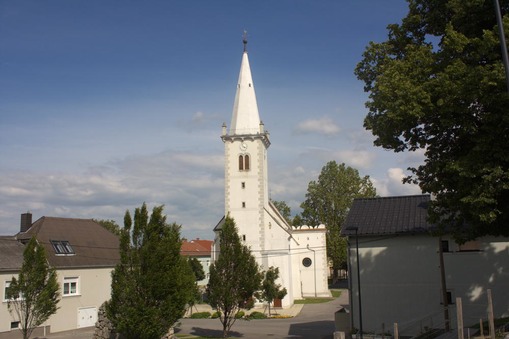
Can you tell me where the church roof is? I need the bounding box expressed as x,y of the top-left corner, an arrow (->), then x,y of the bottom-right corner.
229,38 -> 261,135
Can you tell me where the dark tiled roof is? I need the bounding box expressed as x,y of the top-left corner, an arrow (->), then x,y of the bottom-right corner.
17,217 -> 120,269
0,236 -> 24,272
341,195 -> 434,236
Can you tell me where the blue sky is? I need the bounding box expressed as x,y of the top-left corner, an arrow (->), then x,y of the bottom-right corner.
0,1 -> 423,239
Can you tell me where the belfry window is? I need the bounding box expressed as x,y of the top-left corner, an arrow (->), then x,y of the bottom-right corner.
238,154 -> 250,171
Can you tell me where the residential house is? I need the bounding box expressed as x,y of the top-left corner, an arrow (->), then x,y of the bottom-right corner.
180,238 -> 213,286
1,213 -> 119,337
342,195 -> 509,337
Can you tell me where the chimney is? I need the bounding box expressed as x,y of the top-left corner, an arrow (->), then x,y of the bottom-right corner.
20,212 -> 32,233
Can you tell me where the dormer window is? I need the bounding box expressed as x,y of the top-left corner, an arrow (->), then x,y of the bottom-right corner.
50,240 -> 75,255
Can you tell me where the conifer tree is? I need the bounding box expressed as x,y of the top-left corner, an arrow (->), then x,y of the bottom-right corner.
207,215 -> 262,338
7,237 -> 60,339
107,203 -> 196,339
258,266 -> 287,316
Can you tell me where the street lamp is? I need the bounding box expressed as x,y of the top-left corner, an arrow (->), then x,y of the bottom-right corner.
346,226 -> 363,339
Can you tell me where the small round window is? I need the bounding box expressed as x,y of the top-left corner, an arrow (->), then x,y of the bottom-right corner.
302,257 -> 312,267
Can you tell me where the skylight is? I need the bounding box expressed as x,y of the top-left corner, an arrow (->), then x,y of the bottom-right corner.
50,240 -> 75,255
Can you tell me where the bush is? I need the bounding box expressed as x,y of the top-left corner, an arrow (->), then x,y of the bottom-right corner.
189,312 -> 211,319
235,311 -> 245,319
247,311 -> 267,319
211,311 -> 221,319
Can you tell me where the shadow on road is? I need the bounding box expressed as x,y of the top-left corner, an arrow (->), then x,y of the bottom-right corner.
289,320 -> 335,339
175,326 -> 244,338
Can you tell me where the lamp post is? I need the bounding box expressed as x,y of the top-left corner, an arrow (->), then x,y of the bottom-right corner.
346,226 -> 363,339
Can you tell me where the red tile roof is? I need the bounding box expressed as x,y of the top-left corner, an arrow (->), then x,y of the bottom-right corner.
181,238 -> 212,257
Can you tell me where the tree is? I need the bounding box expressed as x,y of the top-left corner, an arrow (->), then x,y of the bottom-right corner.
207,215 -> 263,338
7,237 -> 60,339
187,257 -> 206,313
107,203 -> 196,339
355,0 -> 509,242
300,161 -> 376,281
188,257 -> 205,282
271,200 -> 292,225
95,219 -> 121,236
257,266 -> 287,316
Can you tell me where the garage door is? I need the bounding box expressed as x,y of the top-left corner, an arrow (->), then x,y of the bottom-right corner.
77,307 -> 97,328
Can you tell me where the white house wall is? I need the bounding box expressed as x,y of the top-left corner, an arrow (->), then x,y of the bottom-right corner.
1,267 -> 113,335
49,267 -> 112,333
1,273 -> 18,334
349,235 -> 509,336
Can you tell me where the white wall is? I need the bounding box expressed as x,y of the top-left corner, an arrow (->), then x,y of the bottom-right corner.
348,235 -> 509,336
1,267 -> 113,334
1,273 -> 19,333
49,267 -> 113,333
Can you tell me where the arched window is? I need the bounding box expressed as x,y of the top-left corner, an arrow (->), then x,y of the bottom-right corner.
238,154 -> 250,171
239,155 -> 244,171
244,154 -> 250,170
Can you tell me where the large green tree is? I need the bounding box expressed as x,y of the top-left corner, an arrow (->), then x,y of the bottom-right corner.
7,237 -> 60,339
300,161 -> 376,280
271,200 -> 292,225
207,215 -> 262,338
107,203 -> 196,339
355,0 -> 509,242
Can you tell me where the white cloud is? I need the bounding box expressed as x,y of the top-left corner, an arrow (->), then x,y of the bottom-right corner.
0,150 -> 225,239
295,116 -> 341,136
373,168 -> 422,197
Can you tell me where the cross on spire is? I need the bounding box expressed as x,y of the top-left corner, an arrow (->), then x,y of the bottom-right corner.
243,30 -> 248,52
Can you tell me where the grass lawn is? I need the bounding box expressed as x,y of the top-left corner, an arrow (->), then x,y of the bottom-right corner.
294,289 -> 342,304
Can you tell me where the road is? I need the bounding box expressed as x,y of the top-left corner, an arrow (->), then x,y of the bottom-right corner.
175,289 -> 349,339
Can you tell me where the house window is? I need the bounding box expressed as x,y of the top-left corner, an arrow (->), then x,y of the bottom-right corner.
238,155 -> 250,171
50,240 -> 75,255
4,281 -> 22,301
10,321 -> 20,330
241,182 -> 245,189
441,240 -> 450,253
63,277 -> 79,296
242,202 -> 246,208
242,235 -> 246,241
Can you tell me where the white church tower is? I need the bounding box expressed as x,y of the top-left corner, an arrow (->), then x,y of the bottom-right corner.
214,34 -> 329,308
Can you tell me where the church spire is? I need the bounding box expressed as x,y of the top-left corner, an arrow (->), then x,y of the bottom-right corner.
229,32 -> 261,135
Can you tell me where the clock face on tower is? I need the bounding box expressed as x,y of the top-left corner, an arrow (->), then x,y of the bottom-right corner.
240,142 -> 248,151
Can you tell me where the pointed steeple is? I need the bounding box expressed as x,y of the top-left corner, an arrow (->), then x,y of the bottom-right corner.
229,32 -> 261,135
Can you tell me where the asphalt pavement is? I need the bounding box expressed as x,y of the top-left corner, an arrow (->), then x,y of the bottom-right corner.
39,288 -> 349,339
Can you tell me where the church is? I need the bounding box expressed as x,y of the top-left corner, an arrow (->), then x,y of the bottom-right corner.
212,36 -> 330,308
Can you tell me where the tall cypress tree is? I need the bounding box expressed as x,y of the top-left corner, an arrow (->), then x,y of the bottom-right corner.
207,215 -> 262,338
7,237 -> 60,339
107,203 -> 196,339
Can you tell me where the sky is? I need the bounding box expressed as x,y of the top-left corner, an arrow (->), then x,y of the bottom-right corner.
0,1 -> 424,240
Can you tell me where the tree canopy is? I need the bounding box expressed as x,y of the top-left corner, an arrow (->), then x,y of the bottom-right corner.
207,215 -> 262,338
7,237 -> 60,339
257,266 -> 287,316
300,161 -> 376,277
107,203 -> 196,339
271,200 -> 292,225
355,0 -> 509,242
